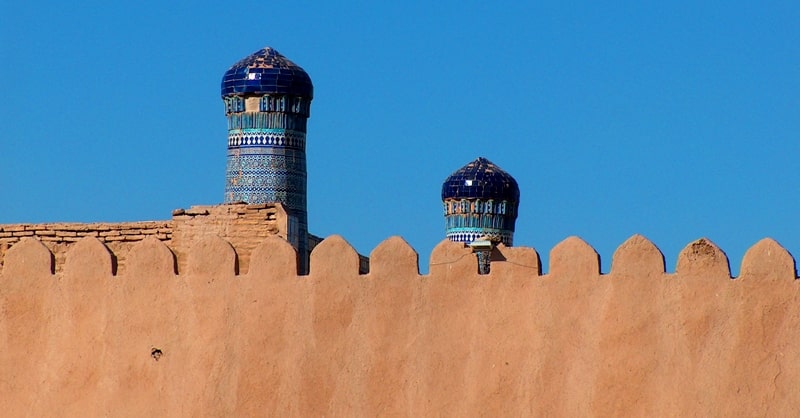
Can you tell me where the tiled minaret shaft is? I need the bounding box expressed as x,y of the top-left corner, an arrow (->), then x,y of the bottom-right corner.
221,47 -> 313,267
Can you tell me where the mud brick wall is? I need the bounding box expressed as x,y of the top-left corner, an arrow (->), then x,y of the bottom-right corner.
0,221 -> 172,273
170,203 -> 287,274
0,203 -> 291,276
309,233 -> 370,274
1,233 -> 798,416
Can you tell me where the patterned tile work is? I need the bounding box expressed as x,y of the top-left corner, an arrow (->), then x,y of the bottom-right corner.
443,208 -> 515,231
225,143 -> 309,268
442,157 -> 520,247
222,47 -> 313,271
223,96 -> 245,114
227,129 -> 306,150
446,229 -> 514,247
221,47 -> 313,98
227,112 -> 308,132
225,148 -> 307,209
259,95 -> 311,116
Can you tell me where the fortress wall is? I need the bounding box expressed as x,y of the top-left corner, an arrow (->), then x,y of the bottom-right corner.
0,234 -> 798,416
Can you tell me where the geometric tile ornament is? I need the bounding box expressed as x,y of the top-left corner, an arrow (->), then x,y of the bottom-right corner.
221,47 -> 313,269
441,157 -> 520,246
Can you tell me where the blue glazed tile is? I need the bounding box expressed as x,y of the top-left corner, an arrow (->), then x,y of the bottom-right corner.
441,157 -> 519,202
221,47 -> 313,98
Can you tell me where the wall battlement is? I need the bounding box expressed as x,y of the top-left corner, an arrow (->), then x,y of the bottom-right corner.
2,233 -> 798,416
0,203 -> 369,276
0,232 -> 796,280
0,203 -> 285,275
0,220 -> 172,274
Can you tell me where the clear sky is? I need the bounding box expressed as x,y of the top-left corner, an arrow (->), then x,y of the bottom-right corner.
1,1 -> 798,274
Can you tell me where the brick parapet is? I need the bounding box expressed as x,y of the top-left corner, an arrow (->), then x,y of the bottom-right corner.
170,203 -> 287,274
0,220 -> 172,273
0,203 -> 368,276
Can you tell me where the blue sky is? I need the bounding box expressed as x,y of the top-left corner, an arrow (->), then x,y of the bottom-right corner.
1,1 -> 798,274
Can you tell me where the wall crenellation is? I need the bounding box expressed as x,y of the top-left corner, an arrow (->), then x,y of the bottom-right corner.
0,233 -> 796,281
1,232 -> 798,416
0,221 -> 173,273
0,203 -> 369,277
169,203 -> 287,274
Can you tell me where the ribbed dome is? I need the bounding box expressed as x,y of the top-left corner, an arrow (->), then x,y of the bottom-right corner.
221,47 -> 313,98
441,157 -> 520,202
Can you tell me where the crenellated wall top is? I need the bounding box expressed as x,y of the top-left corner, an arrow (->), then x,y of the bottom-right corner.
0,234 -> 796,282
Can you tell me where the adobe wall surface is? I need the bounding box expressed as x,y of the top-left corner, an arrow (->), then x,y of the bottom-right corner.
170,203 -> 288,274
0,203 -> 287,275
0,220 -> 172,274
0,233 -> 797,416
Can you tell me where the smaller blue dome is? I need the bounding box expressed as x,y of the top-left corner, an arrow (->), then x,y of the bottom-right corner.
221,47 -> 313,98
441,157 -> 520,202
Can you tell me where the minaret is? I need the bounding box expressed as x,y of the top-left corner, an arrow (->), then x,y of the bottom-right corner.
221,47 -> 313,268
441,157 -> 520,247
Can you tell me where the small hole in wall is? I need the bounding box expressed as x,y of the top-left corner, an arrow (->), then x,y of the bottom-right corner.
151,348 -> 163,361
110,253 -> 118,276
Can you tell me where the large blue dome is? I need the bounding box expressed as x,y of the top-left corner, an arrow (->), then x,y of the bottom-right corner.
441,157 -> 520,202
221,47 -> 313,98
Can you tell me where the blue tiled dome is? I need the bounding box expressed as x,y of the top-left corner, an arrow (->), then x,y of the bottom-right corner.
441,157 -> 520,202
221,47 -> 313,98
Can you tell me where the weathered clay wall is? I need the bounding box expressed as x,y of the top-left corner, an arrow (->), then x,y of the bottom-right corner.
308,233 -> 370,274
0,203 -> 287,275
0,220 -> 172,273
170,203 -> 287,274
0,234 -> 798,416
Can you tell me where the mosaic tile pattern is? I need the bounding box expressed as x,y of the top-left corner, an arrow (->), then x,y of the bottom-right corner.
442,157 -> 520,247
227,112 -> 308,131
443,209 -> 515,230
221,47 -> 313,271
446,229 -> 514,247
227,130 -> 306,150
221,47 -> 313,98
225,149 -> 307,206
